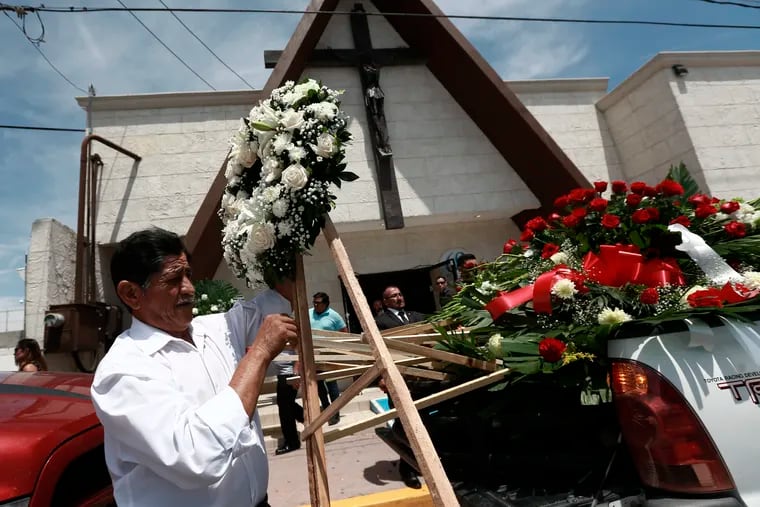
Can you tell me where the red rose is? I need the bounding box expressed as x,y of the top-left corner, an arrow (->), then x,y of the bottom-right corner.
588,197 -> 609,212
720,201 -> 741,214
503,239 -> 518,253
656,179 -> 685,196
640,287 -> 660,305
594,181 -> 608,193
554,195 -> 570,209
688,193 -> 711,207
645,207 -> 660,221
601,214 -> 621,229
631,209 -> 653,224
525,217 -> 549,232
626,194 -> 643,206
643,186 -> 658,197
538,337 -> 567,363
568,188 -> 590,204
562,215 -> 582,228
630,182 -> 647,195
725,221 -> 747,238
571,207 -> 588,218
695,205 -> 718,219
611,180 -> 628,194
670,215 -> 691,228
687,288 -> 724,308
541,243 -> 560,259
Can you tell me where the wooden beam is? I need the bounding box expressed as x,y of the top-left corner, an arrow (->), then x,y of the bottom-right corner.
301,363 -> 381,440
383,338 -> 499,372
294,255 -> 330,505
396,365 -> 452,381
324,368 -> 510,442
322,216 -> 458,506
264,48 -> 424,68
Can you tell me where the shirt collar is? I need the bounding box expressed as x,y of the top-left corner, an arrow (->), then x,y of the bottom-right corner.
129,317 -> 200,355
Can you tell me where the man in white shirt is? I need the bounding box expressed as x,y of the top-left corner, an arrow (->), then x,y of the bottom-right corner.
91,228 -> 298,507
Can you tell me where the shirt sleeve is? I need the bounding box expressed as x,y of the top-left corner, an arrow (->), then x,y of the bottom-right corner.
91,347 -> 257,489
224,299 -> 265,360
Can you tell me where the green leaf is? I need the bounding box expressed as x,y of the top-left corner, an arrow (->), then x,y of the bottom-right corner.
338,171 -> 359,182
666,162 -> 701,198
250,122 -> 274,132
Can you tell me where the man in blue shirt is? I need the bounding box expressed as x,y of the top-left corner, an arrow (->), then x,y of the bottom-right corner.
309,292 -> 347,425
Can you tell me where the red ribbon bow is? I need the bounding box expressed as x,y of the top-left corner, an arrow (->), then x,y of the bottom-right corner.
582,244 -> 685,288
485,266 -> 579,320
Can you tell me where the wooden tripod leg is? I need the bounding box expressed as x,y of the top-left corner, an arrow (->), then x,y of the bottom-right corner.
293,255 -> 330,506
322,217 -> 459,507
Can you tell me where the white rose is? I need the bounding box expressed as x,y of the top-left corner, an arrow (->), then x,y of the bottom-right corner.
210,305 -> 219,313
272,199 -> 289,218
192,307 -> 199,316
201,294 -> 209,301
487,334 -> 503,357
294,79 -> 320,97
281,163 -> 309,190
310,132 -> 336,158
550,251 -> 569,265
597,307 -> 632,325
248,222 -> 277,253
280,109 -> 305,131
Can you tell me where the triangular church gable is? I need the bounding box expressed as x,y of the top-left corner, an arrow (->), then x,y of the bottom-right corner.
186,0 -> 589,279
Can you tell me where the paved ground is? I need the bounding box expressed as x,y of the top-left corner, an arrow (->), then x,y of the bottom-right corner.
268,426 -> 418,506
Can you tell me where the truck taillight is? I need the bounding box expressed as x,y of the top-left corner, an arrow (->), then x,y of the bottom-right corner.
611,360 -> 734,494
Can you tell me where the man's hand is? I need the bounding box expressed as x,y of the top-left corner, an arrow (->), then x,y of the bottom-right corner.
250,314 -> 298,362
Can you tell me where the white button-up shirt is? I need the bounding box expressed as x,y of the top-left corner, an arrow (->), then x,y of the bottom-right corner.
91,289 -> 290,507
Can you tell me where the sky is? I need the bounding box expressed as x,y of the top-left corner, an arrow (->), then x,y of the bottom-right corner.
1,0 -> 760,311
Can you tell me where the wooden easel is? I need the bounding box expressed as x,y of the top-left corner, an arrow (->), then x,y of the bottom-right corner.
292,216 -> 460,506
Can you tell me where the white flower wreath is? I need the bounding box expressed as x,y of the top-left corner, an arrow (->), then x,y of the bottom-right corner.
219,79 -> 355,286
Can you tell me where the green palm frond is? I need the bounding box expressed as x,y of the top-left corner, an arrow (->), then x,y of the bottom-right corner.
712,236 -> 760,264
666,162 -> 701,198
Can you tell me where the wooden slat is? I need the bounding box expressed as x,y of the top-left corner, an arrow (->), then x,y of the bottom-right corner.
322,217 -> 458,506
396,365 -> 452,381
383,338 -> 499,372
301,363 -> 381,439
294,255 -> 330,505
288,357 -> 430,383
324,368 -> 510,442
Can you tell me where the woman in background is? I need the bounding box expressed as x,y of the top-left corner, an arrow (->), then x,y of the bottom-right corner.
14,338 -> 48,372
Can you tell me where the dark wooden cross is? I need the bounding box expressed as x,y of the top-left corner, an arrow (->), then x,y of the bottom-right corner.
265,3 -> 424,230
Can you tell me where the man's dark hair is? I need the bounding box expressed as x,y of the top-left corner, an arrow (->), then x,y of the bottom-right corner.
110,228 -> 190,296
312,292 -> 330,305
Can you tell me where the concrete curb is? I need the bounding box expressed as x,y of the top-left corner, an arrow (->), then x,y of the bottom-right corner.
300,486 -> 433,507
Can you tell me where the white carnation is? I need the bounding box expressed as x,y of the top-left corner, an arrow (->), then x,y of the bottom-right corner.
225,161 -> 244,180
272,199 -> 289,218
598,307 -> 632,325
743,272 -> 760,290
278,221 -> 294,236
262,156 -> 283,183
551,279 -> 578,300
310,132 -> 336,158
306,101 -> 338,121
272,132 -> 292,155
479,281 -> 497,294
262,186 -> 281,203
288,145 -> 307,162
281,163 -> 309,190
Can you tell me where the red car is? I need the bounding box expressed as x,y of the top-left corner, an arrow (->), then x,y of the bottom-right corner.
0,371 -> 113,507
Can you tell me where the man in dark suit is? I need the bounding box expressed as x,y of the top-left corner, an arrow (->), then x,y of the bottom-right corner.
375,286 -> 425,330
374,285 -> 425,488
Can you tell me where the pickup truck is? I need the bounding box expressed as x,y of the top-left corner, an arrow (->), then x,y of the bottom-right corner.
0,371 -> 113,507
379,316 -> 759,506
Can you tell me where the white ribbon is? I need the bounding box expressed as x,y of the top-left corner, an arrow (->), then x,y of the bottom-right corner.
668,223 -> 744,285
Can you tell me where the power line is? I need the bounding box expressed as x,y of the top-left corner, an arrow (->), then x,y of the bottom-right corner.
2,10 -> 87,93
4,5 -> 760,31
0,124 -> 85,132
692,0 -> 760,8
157,0 -> 253,89
114,0 -> 216,90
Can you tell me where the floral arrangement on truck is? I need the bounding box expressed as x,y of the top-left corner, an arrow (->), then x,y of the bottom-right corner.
436,164 -> 760,374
